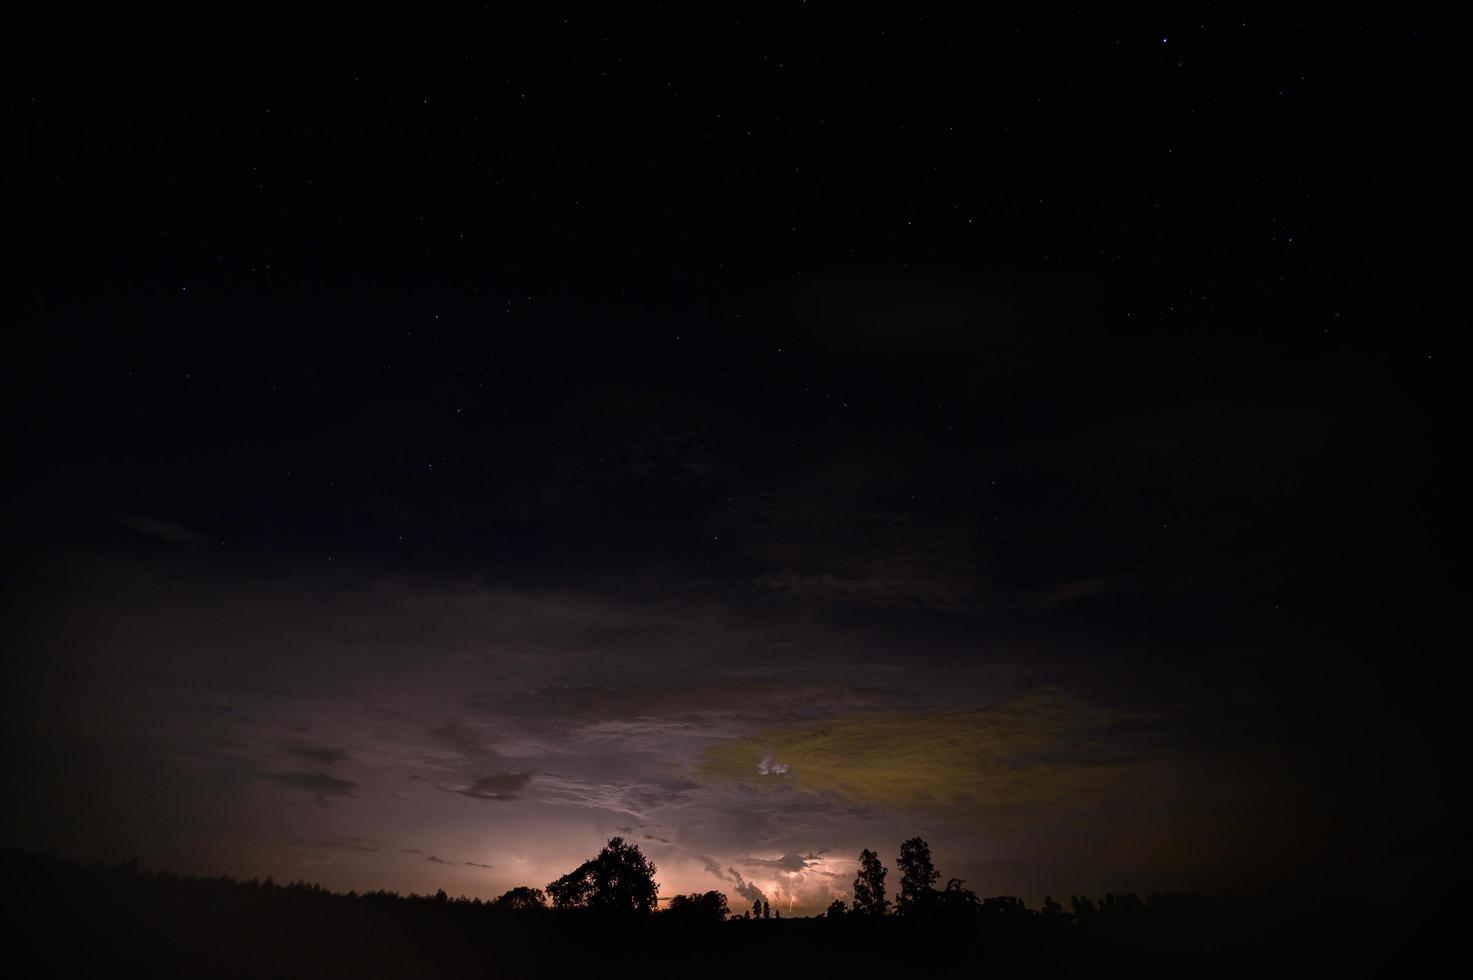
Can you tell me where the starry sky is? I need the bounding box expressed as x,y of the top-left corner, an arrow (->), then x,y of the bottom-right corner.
3,11 -> 1461,913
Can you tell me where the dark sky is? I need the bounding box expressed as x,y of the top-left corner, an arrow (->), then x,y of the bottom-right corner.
3,11 -> 1461,911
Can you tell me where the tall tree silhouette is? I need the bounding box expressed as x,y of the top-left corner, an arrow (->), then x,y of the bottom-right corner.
545,837 -> 658,914
852,848 -> 889,917
895,836 -> 940,915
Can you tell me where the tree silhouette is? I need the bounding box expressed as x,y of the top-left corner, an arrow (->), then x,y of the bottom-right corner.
664,890 -> 729,923
491,886 -> 547,911
852,848 -> 889,917
3,844 -> 1437,979
826,898 -> 847,918
980,895 -> 1027,916
896,836 -> 941,915
762,898 -> 771,920
937,877 -> 980,918
545,836 -> 658,914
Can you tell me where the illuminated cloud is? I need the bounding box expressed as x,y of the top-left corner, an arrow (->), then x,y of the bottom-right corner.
739,852 -> 820,873
533,774 -> 703,820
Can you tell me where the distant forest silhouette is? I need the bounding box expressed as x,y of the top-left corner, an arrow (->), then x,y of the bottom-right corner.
1,837 -> 1448,978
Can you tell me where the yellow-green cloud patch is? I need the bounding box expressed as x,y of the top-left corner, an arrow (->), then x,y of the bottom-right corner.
698,688 -> 1170,817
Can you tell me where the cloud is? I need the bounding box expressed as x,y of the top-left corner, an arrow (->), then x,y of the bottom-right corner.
263,770 -> 357,806
282,740 -> 349,767
326,835 -> 378,852
400,848 -> 425,854
298,835 -> 379,853
430,720 -> 498,758
740,852 -> 820,873
451,771 -> 535,801
534,774 -> 700,819
779,274 -> 1006,355
568,716 -> 732,749
749,565 -> 984,612
699,688 -> 1160,817
467,677 -> 911,732
756,754 -> 789,776
426,854 -> 492,869
726,868 -> 765,905
118,514 -> 210,547
6,542 -> 1343,913
718,446 -> 992,612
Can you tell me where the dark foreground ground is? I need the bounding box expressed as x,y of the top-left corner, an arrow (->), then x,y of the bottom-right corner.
0,850 -> 1451,978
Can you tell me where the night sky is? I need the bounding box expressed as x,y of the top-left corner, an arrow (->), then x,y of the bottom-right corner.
3,11 -> 1461,913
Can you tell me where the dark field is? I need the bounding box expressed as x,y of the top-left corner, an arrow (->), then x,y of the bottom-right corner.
3,850 -> 1449,979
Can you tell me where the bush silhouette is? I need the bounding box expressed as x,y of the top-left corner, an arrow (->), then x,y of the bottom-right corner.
665,890 -> 729,923
492,886 -> 547,911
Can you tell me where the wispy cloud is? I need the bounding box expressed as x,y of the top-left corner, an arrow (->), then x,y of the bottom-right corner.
726,867 -> 765,905
739,852 -> 821,873
295,834 -> 379,853
533,774 -> 684,819
263,770 -> 357,806
449,771 -> 535,801
117,514 -> 210,547
282,740 -> 349,767
430,720 -> 499,758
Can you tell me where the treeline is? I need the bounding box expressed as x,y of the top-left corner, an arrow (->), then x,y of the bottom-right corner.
0,845 -> 1447,979
522,834 -> 1224,929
